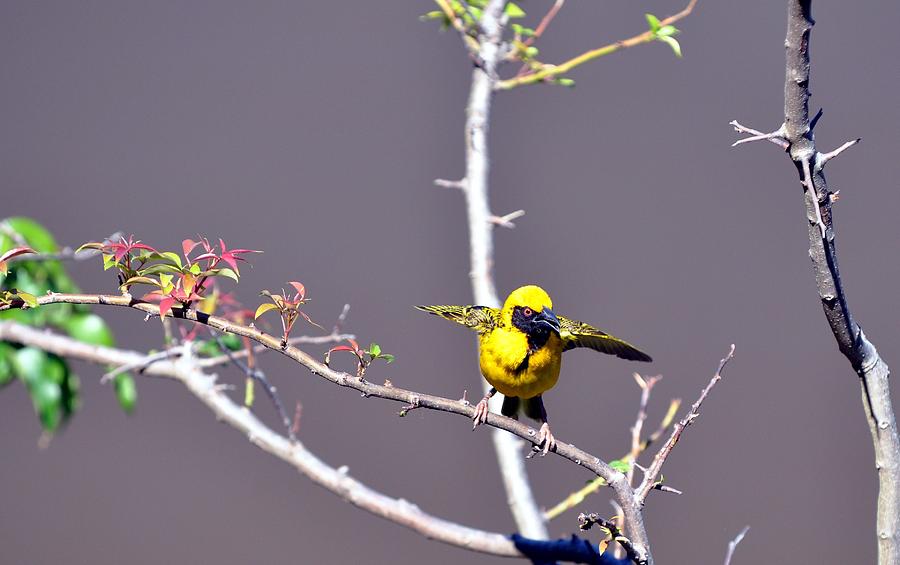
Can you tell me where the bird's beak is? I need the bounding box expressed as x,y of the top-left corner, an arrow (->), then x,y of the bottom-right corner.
535,307 -> 560,335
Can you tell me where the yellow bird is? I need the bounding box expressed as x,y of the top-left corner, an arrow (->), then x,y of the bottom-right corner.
417,285 -> 651,454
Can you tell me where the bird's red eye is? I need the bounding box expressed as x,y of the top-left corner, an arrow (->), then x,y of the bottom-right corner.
522,307 -> 533,317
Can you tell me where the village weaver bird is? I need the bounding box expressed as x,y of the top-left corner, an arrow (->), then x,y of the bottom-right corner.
417,285 -> 651,454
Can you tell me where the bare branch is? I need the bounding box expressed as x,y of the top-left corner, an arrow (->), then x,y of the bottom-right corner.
723,526 -> 750,565
0,296 -> 631,482
772,2 -> 900,560
451,0 -> 550,540
0,320 -> 522,557
636,344 -> 735,504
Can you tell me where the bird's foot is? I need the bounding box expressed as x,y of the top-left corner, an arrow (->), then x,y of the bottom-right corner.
472,396 -> 491,430
537,422 -> 556,456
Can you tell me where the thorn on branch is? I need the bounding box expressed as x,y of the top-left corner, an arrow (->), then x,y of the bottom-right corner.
434,178 -> 468,191
729,120 -> 789,150
489,209 -> 526,229
810,108 -> 823,131
816,138 -> 861,170
653,484 -> 682,495
399,395 -> 421,417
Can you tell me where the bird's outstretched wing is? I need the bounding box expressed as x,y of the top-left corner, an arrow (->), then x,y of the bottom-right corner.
558,315 -> 652,362
415,305 -> 498,334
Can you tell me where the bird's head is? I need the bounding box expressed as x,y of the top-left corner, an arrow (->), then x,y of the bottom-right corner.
503,285 -> 560,339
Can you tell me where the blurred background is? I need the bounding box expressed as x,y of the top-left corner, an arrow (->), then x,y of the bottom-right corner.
2,1 -> 899,563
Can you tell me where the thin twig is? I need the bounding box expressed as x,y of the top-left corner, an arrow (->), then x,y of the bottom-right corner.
101,346 -> 182,383
543,396 -> 681,521
488,209 -> 525,228
578,512 -> 643,565
626,374 -> 661,487
496,0 -> 698,90
208,329 -> 295,441
523,0 -> 565,46
728,121 -> 788,150
723,526 -> 750,565
636,344 -> 735,503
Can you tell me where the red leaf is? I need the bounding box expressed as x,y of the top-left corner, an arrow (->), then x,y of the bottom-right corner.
158,297 -> 176,319
288,281 -> 306,300
182,239 -> 200,258
328,345 -> 355,353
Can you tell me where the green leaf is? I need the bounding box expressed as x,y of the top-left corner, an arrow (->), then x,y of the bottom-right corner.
556,78 -> 576,88
255,302 -> 279,319
645,13 -> 661,32
61,313 -> 115,347
4,217 -> 58,253
505,2 -> 526,18
524,46 -> 538,58
511,23 -> 535,37
102,253 -> 117,271
658,35 -> 682,57
189,263 -> 202,275
379,354 -> 395,364
0,343 -> 15,386
140,264 -> 183,276
13,347 -> 49,387
114,373 -> 137,414
122,276 -> 160,288
369,343 -> 381,357
15,291 -> 38,308
31,378 -> 62,431
215,267 -> 239,283
609,458 -> 631,473
657,25 -> 678,37
420,10 -> 445,21
158,251 -> 182,268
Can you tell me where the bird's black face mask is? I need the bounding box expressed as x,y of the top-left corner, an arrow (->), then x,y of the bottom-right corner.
512,306 -> 560,352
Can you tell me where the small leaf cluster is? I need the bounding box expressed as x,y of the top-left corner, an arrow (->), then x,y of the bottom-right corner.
645,13 -> 682,57
255,282 -> 320,347
0,218 -> 129,433
78,236 -> 260,319
325,339 -> 394,378
422,0 -> 526,30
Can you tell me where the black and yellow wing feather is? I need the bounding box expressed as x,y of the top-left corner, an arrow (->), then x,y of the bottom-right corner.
558,316 -> 652,362
415,305 -> 498,334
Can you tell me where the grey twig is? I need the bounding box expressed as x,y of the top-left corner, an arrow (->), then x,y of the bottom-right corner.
729,121 -> 788,149
488,209 -> 525,228
101,346 -> 182,383
208,329 -> 295,441
636,344 -> 735,504
723,526 -> 750,565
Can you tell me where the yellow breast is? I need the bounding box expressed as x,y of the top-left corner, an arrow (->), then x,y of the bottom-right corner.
478,328 -> 563,399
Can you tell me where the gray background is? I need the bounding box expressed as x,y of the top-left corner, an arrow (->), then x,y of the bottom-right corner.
3,1 -> 899,563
